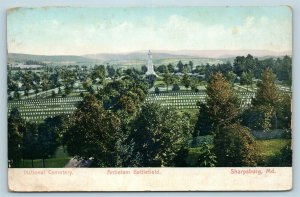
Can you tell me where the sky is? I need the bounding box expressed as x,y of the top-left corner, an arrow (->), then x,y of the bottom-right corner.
7,6 -> 292,55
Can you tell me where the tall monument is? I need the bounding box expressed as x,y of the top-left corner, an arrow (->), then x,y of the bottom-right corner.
145,50 -> 157,76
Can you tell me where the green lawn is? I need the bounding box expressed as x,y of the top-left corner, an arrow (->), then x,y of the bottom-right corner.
21,146 -> 71,168
255,138 -> 290,158
186,138 -> 290,167
186,147 -> 202,166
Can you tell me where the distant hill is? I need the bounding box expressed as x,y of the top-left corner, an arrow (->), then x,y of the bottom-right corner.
146,50 -> 292,58
8,53 -> 95,64
84,52 -> 194,61
8,50 -> 291,66
85,49 -> 291,60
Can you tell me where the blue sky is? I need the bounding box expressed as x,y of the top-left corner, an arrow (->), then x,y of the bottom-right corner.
7,6 -> 292,55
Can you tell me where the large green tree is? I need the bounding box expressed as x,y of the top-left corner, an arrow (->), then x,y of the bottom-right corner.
37,119 -> 60,167
64,95 -> 122,167
23,122 -> 39,167
181,72 -> 191,90
214,123 -> 257,167
206,72 -> 241,128
240,71 -> 254,90
162,71 -> 175,92
8,108 -> 25,167
194,72 -> 240,136
130,103 -> 192,167
91,65 -> 106,84
98,76 -> 148,114
253,68 -> 279,106
243,68 -> 291,131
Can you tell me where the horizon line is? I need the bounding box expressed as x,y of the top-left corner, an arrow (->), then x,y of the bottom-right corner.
8,49 -> 292,57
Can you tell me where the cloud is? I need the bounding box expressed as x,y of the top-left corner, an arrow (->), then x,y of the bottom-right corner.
7,12 -> 292,55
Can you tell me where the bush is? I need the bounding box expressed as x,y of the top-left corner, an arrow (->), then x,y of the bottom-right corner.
197,143 -> 216,167
241,105 -> 274,131
172,84 -> 180,91
214,123 -> 258,167
51,90 -> 56,98
185,143 -> 216,167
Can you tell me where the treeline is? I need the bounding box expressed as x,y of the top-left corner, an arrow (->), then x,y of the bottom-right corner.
193,68 -> 291,167
151,55 -> 292,86
25,60 -> 47,66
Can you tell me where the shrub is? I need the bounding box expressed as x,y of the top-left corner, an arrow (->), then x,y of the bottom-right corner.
214,123 -> 258,167
172,84 -> 180,91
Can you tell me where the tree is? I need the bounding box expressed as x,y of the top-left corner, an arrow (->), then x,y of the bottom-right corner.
225,71 -> 237,86
241,105 -> 274,131
45,115 -> 69,151
276,94 -> 292,129
214,123 -> 257,166
244,68 -> 291,131
233,54 -> 257,77
155,87 -> 160,95
253,68 -> 279,106
167,63 -> 174,73
188,61 -> 194,72
58,86 -> 62,95
190,77 -> 199,92
162,71 -> 175,92
194,103 -> 213,136
64,95 -> 122,167
37,118 -> 60,167
172,84 -> 180,92
197,143 -> 216,167
98,76 -> 148,114
157,65 -> 167,74
141,65 -> 148,74
240,71 -> 253,90
177,60 -> 184,73
145,74 -> 157,88
13,90 -> 20,100
23,122 -> 39,167
34,87 -> 39,99
181,72 -> 191,90
106,65 -> 116,78
51,90 -> 56,98
130,103 -> 192,166
206,72 -> 240,128
116,68 -> 123,78
91,65 -> 106,84
8,108 -> 25,167
274,55 -> 292,87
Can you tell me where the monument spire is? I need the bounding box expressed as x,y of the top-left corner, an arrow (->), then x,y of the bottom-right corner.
145,50 -> 157,76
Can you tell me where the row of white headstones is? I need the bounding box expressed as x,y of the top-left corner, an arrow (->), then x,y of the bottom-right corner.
8,91 -> 254,121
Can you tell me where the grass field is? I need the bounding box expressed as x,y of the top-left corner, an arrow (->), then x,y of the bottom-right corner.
255,139 -> 290,159
186,138 -> 290,167
21,146 -> 71,168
